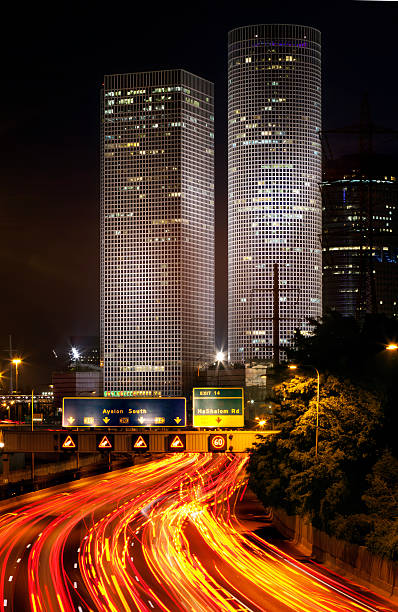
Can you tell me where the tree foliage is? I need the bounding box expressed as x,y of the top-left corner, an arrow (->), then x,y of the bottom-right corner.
362,451 -> 398,560
330,452 -> 398,559
248,375 -> 383,531
248,312 -> 398,559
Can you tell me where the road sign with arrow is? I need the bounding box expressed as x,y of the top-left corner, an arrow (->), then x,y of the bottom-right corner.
62,397 -> 186,428
192,388 -> 244,428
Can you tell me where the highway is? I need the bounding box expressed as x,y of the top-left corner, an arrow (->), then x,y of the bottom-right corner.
0,453 -> 395,612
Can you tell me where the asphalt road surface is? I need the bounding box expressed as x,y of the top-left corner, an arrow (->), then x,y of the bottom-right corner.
0,453 -> 395,611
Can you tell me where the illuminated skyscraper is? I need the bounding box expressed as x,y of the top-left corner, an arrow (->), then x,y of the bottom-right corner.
228,24 -> 322,362
323,154 -> 398,319
101,70 -> 214,396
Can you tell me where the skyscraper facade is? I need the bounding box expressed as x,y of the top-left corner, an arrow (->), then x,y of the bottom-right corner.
228,24 -> 322,362
101,70 -> 214,396
323,154 -> 398,319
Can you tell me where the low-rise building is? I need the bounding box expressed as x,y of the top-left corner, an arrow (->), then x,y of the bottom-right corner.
52,371 -> 103,408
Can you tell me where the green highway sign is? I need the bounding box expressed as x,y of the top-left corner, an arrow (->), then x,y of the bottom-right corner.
192,388 -> 244,427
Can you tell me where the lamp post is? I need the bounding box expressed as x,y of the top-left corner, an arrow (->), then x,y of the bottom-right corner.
31,390 -> 34,432
289,364 -> 320,458
12,359 -> 21,394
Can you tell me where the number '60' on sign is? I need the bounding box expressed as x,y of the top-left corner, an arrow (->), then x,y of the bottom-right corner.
208,434 -> 227,452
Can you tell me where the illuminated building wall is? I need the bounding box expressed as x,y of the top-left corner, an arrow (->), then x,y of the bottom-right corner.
52,372 -> 102,407
323,155 -> 398,318
101,70 -> 214,396
228,24 -> 322,362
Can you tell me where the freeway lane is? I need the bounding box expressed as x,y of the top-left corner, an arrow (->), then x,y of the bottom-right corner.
138,456 -> 396,612
0,453 -> 395,611
0,454 -> 199,612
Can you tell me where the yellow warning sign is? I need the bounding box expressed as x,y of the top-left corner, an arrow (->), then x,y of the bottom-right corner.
98,435 -> 112,449
170,435 -> 184,449
62,435 -> 76,449
134,436 -> 148,449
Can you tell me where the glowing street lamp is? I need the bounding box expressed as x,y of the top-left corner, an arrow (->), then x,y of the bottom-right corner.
215,351 -> 226,387
12,359 -> 22,394
70,347 -> 81,365
386,343 -> 398,351
289,363 -> 320,458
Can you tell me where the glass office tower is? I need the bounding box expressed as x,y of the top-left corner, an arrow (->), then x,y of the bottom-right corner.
228,24 -> 322,362
101,70 -> 214,396
323,154 -> 398,319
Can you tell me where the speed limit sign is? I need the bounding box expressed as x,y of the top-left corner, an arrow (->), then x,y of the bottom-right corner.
208,434 -> 227,452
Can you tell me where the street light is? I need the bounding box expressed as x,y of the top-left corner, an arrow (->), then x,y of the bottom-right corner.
255,416 -> 267,429
386,344 -> 398,351
289,363 -> 320,458
215,351 -> 226,387
71,347 -> 80,361
12,359 -> 22,394
215,351 -> 225,363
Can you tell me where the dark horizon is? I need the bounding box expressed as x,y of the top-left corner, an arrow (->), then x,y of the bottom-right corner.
1,0 -> 397,389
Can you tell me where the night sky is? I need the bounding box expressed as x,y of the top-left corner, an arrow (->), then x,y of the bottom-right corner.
1,0 -> 397,389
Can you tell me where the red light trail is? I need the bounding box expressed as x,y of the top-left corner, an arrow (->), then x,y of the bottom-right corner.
0,454 -> 394,611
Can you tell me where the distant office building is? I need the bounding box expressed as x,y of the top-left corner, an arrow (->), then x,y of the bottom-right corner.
323,154 -> 398,318
101,70 -> 215,396
228,24 -> 322,362
52,371 -> 103,407
200,363 -> 267,389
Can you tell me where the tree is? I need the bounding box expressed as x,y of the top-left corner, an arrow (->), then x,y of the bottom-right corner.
330,451 -> 398,558
288,310 -> 398,453
362,451 -> 398,560
248,311 -> 398,555
248,374 -> 383,532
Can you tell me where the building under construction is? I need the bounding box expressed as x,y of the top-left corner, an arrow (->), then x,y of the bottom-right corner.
322,153 -> 398,318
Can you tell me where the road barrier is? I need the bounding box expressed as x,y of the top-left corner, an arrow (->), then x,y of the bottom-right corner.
1,429 -> 272,454
272,508 -> 398,602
